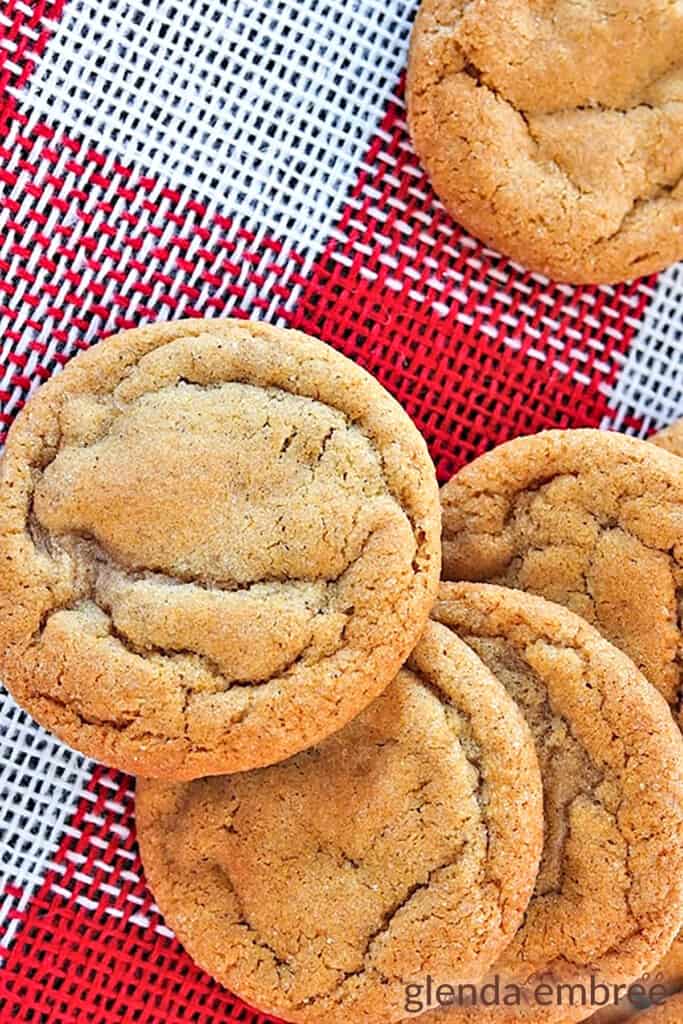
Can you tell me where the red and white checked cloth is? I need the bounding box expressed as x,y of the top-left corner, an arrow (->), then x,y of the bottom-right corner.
1,1 -> 682,1021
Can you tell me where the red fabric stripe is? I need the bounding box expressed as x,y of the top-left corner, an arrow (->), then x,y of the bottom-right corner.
0,0 -> 65,99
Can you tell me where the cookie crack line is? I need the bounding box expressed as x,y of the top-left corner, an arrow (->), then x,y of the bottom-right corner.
490,467 -> 683,552
415,26 -> 680,118
214,847 -> 479,1009
205,848 -> 469,1012
28,518 -> 369,595
452,468 -> 683,695
303,853 -> 472,1006
25,522 -> 385,713
446,468 -> 683,591
35,688 -> 189,745
595,171 -> 683,249
460,625 -> 627,894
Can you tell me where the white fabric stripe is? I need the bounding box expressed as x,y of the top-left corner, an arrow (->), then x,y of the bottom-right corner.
603,264 -> 683,435
9,0 -> 417,256
0,689 -> 93,952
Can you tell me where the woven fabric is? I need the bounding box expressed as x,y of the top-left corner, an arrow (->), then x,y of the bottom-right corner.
0,1 -> 682,1022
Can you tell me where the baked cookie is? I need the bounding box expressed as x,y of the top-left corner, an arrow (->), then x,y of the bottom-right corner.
568,988 -> 683,1024
633,993 -> 683,1022
589,929 -> 683,1023
652,419 -> 683,458
405,583 -> 683,1024
137,620 -> 544,1024
609,421 -> 683,1024
441,429 -> 683,724
655,940 -> 683,1009
590,992 -> 683,1023
407,0 -> 683,284
0,318 -> 441,779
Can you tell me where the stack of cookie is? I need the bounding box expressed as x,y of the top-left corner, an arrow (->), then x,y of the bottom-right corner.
438,427 -> 683,1024
1,319 -> 683,1024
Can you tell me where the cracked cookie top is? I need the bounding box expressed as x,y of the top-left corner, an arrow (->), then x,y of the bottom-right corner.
136,619 -> 544,1024
441,429 -> 683,725
0,318 -> 441,779
407,0 -> 683,283
410,583 -> 683,1024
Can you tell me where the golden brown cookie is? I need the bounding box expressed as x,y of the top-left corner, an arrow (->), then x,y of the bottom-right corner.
653,941 -> 683,1011
631,993 -> 683,1022
0,318 -> 441,779
136,619 -> 544,1024
588,931 -> 683,1023
404,583 -> 683,1024
604,421 -> 683,1024
406,0 -> 683,284
596,992 -> 683,1023
441,429 -> 683,725
652,420 -> 683,458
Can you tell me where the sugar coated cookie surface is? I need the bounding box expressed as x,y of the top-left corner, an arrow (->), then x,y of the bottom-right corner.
407,0 -> 683,283
137,620 -> 544,1024
0,318 -> 441,778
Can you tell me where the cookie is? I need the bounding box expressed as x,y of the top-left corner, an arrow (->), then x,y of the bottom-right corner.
0,318 -> 441,779
571,988 -> 683,1024
659,937 -> 683,1003
406,0 -> 683,284
615,421 -> 683,1024
652,420 -> 683,458
441,429 -> 683,723
653,940 -> 683,1010
136,619 -> 544,1024
589,932 -> 683,1023
634,993 -> 683,1022
404,583 -> 683,1024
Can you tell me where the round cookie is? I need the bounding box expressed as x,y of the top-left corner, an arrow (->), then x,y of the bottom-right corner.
405,583 -> 683,1024
136,619 -> 544,1024
652,420 -> 683,458
441,429 -> 683,724
0,318 -> 441,779
407,0 -> 683,284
